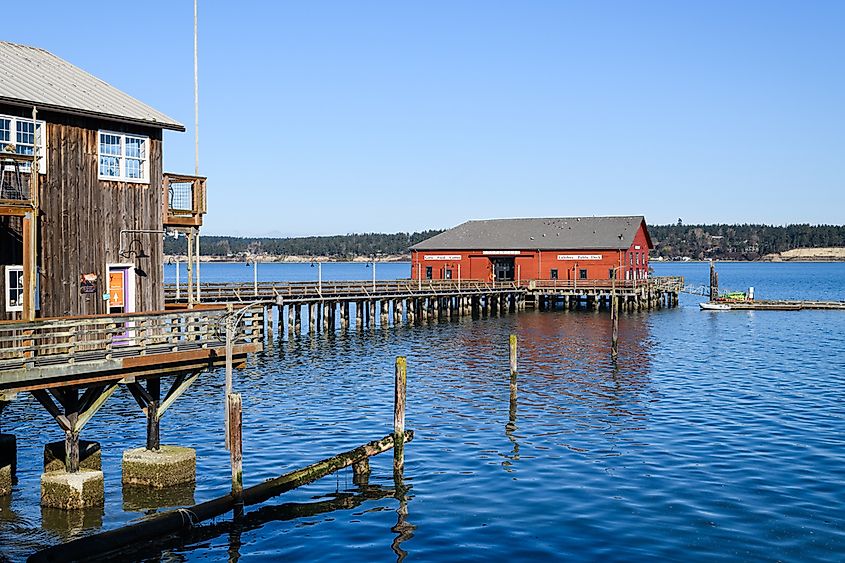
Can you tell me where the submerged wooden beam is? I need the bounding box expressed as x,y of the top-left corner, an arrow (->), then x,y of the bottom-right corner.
29,430 -> 414,563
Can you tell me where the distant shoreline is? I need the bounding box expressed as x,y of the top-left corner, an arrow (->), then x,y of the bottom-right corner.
163,255 -> 845,264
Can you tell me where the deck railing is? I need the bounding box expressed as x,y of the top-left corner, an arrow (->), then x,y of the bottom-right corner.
0,306 -> 264,376
163,173 -> 207,228
0,152 -> 35,208
165,276 -> 684,304
167,279 -> 520,303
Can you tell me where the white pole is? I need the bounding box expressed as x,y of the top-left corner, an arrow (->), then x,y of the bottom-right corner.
373,260 -> 376,290
176,257 -> 181,300
196,233 -> 201,303
193,0 -> 201,304
253,260 -> 258,296
517,264 -> 521,287
457,264 -> 461,290
194,0 -> 200,176
418,263 -> 421,290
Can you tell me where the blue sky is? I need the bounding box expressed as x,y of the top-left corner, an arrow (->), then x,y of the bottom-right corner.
6,1 -> 844,235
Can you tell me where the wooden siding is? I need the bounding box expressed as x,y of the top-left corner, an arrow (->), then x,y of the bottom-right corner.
0,104 -> 164,319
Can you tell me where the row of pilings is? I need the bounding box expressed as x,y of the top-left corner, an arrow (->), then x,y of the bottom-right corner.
268,288 -> 680,339
277,292 -> 527,337
534,288 -> 679,312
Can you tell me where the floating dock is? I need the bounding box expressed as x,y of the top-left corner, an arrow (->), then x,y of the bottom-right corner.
702,299 -> 845,311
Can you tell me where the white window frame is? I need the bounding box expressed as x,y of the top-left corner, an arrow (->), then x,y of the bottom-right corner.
0,113 -> 47,174
5,266 -> 23,312
98,130 -> 150,183
4,265 -> 38,313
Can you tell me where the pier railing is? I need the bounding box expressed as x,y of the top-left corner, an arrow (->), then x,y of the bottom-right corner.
165,276 -> 684,305
163,172 -> 207,228
0,305 -> 264,380
0,152 -> 35,210
166,279 -> 522,304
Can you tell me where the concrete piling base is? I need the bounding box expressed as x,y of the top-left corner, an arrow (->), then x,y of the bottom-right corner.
0,434 -> 15,496
122,446 -> 196,488
44,440 -> 101,473
41,469 -> 104,509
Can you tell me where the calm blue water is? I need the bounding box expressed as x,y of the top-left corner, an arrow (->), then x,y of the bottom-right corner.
2,262 -> 845,561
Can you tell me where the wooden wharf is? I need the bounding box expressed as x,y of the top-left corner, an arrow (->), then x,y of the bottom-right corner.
0,305 -> 265,506
163,276 -> 684,337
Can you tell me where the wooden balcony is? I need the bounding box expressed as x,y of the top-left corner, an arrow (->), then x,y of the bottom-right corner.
163,173 -> 206,228
0,306 -> 264,393
0,152 -> 35,216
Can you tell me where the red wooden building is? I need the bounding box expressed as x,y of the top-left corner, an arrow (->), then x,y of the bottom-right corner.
410,216 -> 653,283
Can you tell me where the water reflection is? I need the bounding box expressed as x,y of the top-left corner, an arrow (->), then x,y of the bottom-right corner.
122,483 -> 196,513
502,373 -> 519,471
40,504 -> 103,540
390,469 -> 414,562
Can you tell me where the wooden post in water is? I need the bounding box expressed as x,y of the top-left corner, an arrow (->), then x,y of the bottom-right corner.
393,356 -> 407,474
611,294 -> 619,362
288,305 -> 294,336
228,393 -> 243,516
225,303 -> 234,449
509,334 -> 518,376
709,260 -> 718,301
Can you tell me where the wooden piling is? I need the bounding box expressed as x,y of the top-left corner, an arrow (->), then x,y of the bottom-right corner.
228,393 -> 243,510
611,293 -> 619,362
509,334 -> 518,375
394,356 -> 407,474
287,305 -> 294,337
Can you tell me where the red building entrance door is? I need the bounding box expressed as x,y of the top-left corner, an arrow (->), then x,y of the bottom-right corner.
491,258 -> 515,281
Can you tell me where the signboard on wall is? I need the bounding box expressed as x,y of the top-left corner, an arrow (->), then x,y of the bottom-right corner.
482,250 -> 521,255
557,254 -> 603,261
423,255 -> 462,261
108,271 -> 125,307
80,273 -> 98,294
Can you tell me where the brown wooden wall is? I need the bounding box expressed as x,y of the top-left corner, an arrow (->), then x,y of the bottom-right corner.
0,104 -> 165,320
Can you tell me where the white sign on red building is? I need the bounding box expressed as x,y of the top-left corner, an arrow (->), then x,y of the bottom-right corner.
557,254 -> 603,261
423,255 -> 462,261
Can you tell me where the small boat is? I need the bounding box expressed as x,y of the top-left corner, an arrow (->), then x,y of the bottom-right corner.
700,302 -> 731,311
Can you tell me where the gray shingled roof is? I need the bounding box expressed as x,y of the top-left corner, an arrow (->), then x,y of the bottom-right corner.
411,216 -> 651,251
0,41 -> 184,131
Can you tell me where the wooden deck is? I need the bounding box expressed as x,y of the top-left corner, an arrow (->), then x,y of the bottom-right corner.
166,277 -> 685,306
0,306 -> 265,393
707,300 -> 845,311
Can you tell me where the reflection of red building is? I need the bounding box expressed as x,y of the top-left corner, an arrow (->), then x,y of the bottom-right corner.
411,216 -> 653,282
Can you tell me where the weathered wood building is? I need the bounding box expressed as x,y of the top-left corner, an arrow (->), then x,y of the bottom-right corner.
0,41 -> 205,320
410,216 -> 654,282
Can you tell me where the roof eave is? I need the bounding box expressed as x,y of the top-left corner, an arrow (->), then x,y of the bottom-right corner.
0,96 -> 186,132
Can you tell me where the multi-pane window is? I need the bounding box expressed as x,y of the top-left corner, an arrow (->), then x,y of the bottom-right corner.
5,266 -> 23,312
0,114 -> 46,173
98,131 -> 148,182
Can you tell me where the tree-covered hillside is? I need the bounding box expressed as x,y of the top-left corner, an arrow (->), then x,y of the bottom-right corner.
649,222 -> 845,260
164,231 -> 444,259
164,224 -> 845,261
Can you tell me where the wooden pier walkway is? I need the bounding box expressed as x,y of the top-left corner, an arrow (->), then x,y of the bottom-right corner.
0,306 -> 264,393
164,277 -> 684,336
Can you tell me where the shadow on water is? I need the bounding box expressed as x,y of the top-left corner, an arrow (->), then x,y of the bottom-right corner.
83,479 -> 410,563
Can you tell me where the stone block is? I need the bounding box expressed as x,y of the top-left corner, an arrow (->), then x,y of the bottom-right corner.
41,469 -> 104,510
122,446 -> 196,488
44,440 -> 101,473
